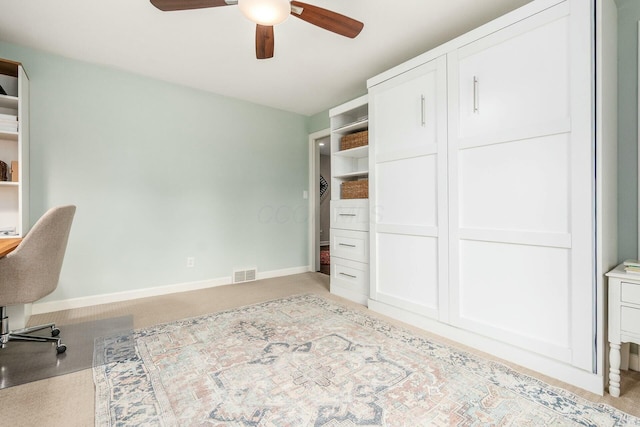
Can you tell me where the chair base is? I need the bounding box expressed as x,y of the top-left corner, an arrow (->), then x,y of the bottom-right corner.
0,307 -> 66,354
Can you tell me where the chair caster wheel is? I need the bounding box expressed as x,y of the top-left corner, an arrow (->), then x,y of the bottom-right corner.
51,327 -> 60,337
56,344 -> 66,354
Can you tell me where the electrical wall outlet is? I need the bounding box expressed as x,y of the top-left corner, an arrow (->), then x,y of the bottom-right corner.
186,257 -> 195,268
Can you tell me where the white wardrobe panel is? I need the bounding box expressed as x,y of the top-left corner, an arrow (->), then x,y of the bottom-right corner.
458,240 -> 570,350
457,13 -> 570,141
458,134 -> 570,234
376,155 -> 437,227
376,233 -> 439,315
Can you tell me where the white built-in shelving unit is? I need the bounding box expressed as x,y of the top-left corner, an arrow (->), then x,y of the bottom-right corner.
0,58 -> 30,329
0,58 -> 29,239
329,95 -> 370,305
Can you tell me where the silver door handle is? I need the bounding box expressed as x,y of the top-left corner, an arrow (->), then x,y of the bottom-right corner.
338,213 -> 356,217
339,272 -> 357,279
421,94 -> 426,127
338,243 -> 356,248
473,76 -> 479,114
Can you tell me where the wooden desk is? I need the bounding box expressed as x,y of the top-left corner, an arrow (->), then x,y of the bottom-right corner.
0,237 -> 21,257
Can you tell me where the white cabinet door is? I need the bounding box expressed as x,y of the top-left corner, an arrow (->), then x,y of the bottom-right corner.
453,6 -> 571,147
369,56 -> 448,321
447,2 -> 594,370
373,58 -> 443,163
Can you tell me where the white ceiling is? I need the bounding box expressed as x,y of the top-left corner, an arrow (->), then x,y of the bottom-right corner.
0,0 -> 532,116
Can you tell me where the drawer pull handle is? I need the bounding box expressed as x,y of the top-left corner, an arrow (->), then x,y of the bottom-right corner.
338,213 -> 357,217
339,272 -> 357,279
339,243 -> 356,248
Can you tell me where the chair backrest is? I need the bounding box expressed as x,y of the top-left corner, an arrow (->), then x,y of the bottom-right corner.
0,205 -> 76,306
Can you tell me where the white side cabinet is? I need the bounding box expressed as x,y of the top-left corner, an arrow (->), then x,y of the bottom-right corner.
606,264 -> 640,397
329,96 -> 369,305
0,59 -> 29,239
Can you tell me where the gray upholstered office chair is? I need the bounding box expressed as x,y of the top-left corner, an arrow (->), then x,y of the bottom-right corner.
0,205 -> 76,354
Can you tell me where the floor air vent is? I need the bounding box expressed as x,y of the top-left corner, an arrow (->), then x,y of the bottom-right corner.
233,268 -> 257,283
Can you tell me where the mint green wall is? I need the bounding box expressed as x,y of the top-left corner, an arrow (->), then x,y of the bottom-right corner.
617,0 -> 639,261
0,42 -> 311,302
308,109 -> 330,133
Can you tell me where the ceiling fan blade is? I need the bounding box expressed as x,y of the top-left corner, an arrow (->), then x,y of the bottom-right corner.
290,1 -> 363,38
150,0 -> 236,12
256,25 -> 275,59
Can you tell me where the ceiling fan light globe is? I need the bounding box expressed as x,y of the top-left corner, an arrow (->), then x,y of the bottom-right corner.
238,0 -> 290,26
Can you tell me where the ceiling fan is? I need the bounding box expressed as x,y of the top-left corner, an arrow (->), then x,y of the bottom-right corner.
150,0 -> 364,59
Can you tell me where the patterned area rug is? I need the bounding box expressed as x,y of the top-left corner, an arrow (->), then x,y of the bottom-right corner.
93,295 -> 639,426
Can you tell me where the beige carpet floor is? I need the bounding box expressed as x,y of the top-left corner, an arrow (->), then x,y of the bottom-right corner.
1,272 -> 639,426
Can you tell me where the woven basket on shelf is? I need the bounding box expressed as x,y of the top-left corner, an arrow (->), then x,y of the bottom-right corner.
341,179 -> 368,199
340,130 -> 368,151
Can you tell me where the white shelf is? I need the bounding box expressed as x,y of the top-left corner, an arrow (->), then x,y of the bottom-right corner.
333,118 -> 368,134
0,130 -> 18,141
0,94 -> 18,110
0,181 -> 18,187
334,171 -> 368,180
334,145 -> 368,159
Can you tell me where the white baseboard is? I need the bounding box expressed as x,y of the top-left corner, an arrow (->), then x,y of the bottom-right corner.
32,265 -> 310,315
256,266 -> 309,280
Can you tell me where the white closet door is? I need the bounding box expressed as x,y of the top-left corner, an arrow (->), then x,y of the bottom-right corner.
447,2 -> 593,369
369,56 -> 448,321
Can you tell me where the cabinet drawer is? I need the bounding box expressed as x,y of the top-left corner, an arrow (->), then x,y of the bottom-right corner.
621,306 -> 640,336
621,282 -> 640,305
331,199 -> 369,231
331,258 -> 369,296
331,229 -> 369,263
